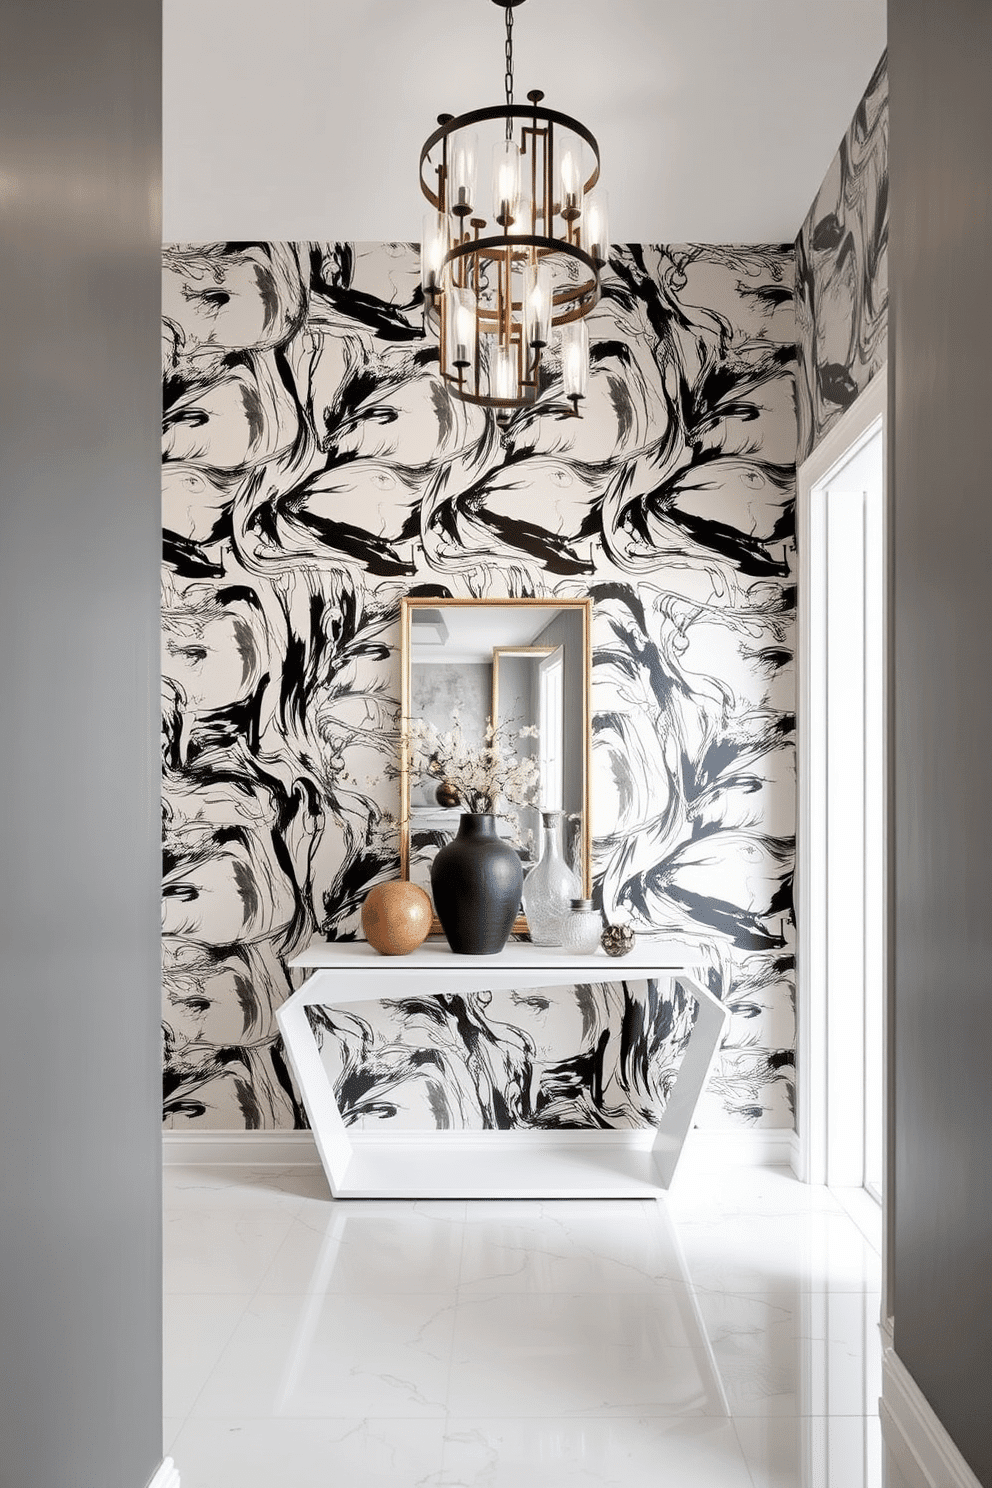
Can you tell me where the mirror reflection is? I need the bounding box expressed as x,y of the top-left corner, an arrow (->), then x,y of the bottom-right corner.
400,598 -> 591,924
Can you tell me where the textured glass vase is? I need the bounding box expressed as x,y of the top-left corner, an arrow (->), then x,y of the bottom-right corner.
522,810 -> 581,946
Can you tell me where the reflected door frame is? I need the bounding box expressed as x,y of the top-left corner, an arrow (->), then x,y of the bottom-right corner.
797,371 -> 889,1236
492,643 -> 556,855
537,645 -> 565,811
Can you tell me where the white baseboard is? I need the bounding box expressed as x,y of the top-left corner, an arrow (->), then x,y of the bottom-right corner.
789,1128 -> 802,1177
881,1347 -> 983,1488
679,1126 -> 795,1168
147,1458 -> 180,1488
162,1129 -> 662,1167
162,1125 -> 796,1169
163,1130 -> 320,1165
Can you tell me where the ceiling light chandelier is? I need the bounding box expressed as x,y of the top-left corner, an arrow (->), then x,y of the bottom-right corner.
419,0 -> 609,426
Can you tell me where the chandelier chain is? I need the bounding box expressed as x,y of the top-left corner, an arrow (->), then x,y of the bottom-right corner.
504,4 -> 514,139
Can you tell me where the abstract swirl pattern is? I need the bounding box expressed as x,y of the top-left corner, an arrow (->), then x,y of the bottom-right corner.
795,51 -> 888,461
162,240 -> 798,1132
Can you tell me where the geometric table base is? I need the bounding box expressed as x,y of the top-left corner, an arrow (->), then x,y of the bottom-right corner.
279,941 -> 728,1200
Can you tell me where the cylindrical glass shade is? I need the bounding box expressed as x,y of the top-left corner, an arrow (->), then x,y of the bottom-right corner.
561,320 -> 589,403
492,139 -> 521,227
583,188 -> 610,266
524,262 -> 552,349
493,342 -> 518,403
421,212 -> 448,296
558,148 -> 583,220
447,286 -> 476,370
510,189 -> 534,237
449,133 -> 478,217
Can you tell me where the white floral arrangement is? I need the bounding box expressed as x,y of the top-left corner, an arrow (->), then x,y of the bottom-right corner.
407,709 -> 540,817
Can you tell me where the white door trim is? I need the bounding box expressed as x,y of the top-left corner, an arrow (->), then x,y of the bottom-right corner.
881,1348 -> 984,1488
796,371 -> 888,1188
146,1458 -> 180,1488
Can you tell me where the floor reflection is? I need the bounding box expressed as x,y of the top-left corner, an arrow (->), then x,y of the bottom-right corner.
163,1163 -> 891,1488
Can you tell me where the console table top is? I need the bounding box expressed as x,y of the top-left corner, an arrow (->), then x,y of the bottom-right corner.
289,936 -> 696,973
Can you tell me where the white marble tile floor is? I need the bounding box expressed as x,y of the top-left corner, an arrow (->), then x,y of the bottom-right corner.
163,1162 -> 910,1487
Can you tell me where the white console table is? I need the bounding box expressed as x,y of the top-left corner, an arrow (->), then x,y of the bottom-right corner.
278,939 -> 728,1200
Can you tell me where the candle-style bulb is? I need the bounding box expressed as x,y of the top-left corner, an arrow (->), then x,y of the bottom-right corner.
447,286 -> 476,371
494,342 -> 518,403
450,133 -> 478,218
524,261 -> 551,349
510,189 -> 534,238
493,140 -> 521,227
559,148 -> 582,221
583,188 -> 610,267
560,320 -> 589,408
420,212 -> 448,297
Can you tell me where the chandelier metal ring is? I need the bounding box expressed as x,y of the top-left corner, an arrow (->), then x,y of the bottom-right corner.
418,104 -> 602,211
423,235 -> 601,333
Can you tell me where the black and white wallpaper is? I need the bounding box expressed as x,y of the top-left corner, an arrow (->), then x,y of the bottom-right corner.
308,977 -> 698,1132
162,240 -> 798,1132
795,51 -> 888,462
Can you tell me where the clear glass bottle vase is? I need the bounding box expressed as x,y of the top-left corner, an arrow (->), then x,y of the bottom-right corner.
522,810 -> 581,946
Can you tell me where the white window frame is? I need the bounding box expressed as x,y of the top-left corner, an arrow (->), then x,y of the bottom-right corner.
796,370 -> 888,1195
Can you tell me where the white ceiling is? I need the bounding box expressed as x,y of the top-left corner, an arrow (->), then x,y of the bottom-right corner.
163,0 -> 886,245
412,605 -> 564,662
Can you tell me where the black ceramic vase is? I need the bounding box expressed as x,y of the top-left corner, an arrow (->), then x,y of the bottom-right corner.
429,814 -> 523,955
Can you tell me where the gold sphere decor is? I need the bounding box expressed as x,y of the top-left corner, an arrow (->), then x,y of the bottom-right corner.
361,881 -> 434,956
435,779 -> 461,808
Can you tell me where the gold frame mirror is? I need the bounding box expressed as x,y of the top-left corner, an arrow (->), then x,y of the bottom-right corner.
399,596 -> 592,936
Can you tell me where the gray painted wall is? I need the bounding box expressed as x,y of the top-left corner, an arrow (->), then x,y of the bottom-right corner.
0,1 -> 163,1485
529,610 -> 586,828
889,3 -> 992,1482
